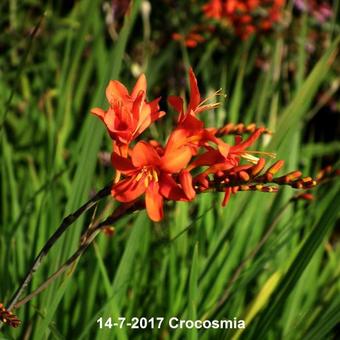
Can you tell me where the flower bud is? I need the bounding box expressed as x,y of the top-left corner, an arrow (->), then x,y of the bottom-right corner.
251,158 -> 266,176
239,171 -> 250,182
267,160 -> 285,175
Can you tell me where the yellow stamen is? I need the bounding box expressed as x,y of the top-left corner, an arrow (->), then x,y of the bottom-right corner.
244,150 -> 277,158
241,151 -> 276,164
198,88 -> 225,108
186,135 -> 202,143
114,171 -> 122,183
152,169 -> 159,182
135,172 -> 144,182
242,153 -> 260,164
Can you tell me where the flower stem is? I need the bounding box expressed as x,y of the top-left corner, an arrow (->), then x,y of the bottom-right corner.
8,200 -> 144,311
4,183 -> 112,314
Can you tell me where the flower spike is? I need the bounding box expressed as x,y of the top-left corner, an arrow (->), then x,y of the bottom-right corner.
93,68 -> 324,221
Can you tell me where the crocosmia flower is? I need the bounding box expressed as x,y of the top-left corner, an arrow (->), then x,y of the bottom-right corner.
111,141 -> 193,221
168,68 -> 229,157
94,68 -> 317,222
91,74 -> 165,148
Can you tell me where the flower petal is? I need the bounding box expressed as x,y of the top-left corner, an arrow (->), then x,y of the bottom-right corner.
131,74 -> 147,99
216,139 -> 230,157
187,68 -> 201,114
200,130 -> 230,157
180,114 -> 204,131
110,130 -> 133,145
111,177 -> 145,202
131,141 -> 161,167
149,98 -> 165,121
106,80 -> 129,103
91,107 -> 105,120
165,129 -> 189,153
132,90 -> 146,122
161,146 -> 192,173
102,108 -> 117,132
159,174 -> 187,201
111,152 -> 136,173
222,187 -> 232,207
231,128 -> 265,152
145,182 -> 163,222
168,95 -> 184,120
187,149 -> 223,170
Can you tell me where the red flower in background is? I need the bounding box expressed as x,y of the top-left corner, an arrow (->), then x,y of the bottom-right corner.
91,74 -> 165,149
172,31 -> 206,48
203,0 -> 285,39
203,0 -> 224,18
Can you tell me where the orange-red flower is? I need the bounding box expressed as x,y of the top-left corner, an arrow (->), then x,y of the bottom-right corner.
111,141 -> 193,221
92,68 -> 316,222
167,68 -> 229,157
203,0 -> 223,19
172,32 -> 206,48
188,128 -> 265,177
188,128 -> 268,204
91,75 -> 165,147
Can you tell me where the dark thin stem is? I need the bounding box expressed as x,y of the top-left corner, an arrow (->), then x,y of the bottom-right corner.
5,183 -> 112,312
12,200 -> 144,309
13,229 -> 99,309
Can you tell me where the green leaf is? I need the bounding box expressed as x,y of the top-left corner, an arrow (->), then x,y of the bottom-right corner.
244,183 -> 340,339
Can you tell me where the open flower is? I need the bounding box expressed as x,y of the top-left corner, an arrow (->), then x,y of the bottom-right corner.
111,141 -> 193,221
167,68 -> 229,156
91,74 -> 165,148
188,128 -> 271,204
168,68 -> 220,127
188,128 -> 267,171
